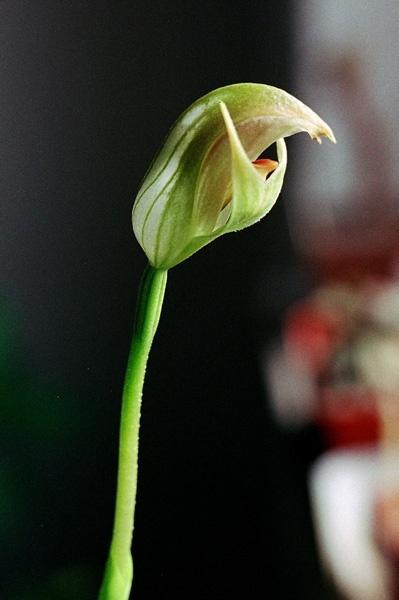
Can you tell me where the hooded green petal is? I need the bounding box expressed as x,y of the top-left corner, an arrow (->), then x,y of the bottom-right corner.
132,83 -> 335,269
218,102 -> 287,232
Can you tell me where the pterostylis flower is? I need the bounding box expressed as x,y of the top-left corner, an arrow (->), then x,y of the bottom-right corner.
100,83 -> 335,600
132,83 -> 335,269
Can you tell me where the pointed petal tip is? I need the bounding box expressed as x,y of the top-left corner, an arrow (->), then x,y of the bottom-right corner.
219,101 -> 231,127
329,129 -> 337,144
219,101 -> 242,151
311,123 -> 336,145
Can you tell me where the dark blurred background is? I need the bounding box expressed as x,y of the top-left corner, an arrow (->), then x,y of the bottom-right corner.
0,2 -> 336,598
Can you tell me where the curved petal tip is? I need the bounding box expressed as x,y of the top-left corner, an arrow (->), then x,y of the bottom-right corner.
312,123 -> 337,145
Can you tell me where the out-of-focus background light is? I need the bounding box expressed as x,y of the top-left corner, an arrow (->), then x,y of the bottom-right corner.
263,2 -> 399,599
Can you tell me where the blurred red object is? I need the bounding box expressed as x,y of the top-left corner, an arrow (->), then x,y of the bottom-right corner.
316,387 -> 379,448
304,225 -> 398,284
283,301 -> 345,375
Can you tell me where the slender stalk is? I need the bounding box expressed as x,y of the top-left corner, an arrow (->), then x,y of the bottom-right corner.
99,265 -> 168,600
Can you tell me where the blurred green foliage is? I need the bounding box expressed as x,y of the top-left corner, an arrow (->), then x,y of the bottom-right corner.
6,565 -> 97,599
0,298 -> 99,596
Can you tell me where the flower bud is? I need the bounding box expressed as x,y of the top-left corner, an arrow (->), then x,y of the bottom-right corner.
132,83 -> 335,269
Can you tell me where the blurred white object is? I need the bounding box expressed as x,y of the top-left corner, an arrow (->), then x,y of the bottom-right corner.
292,0 -> 399,213
354,331 -> 399,394
309,450 -> 392,600
262,343 -> 316,426
289,0 -> 399,273
368,282 -> 399,330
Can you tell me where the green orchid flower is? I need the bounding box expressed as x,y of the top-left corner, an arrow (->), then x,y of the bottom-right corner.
132,83 -> 335,269
100,83 -> 335,600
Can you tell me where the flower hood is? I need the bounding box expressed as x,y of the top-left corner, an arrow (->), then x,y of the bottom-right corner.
132,83 -> 335,269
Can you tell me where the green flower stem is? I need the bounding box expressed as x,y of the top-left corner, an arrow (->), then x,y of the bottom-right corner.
99,265 -> 168,600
